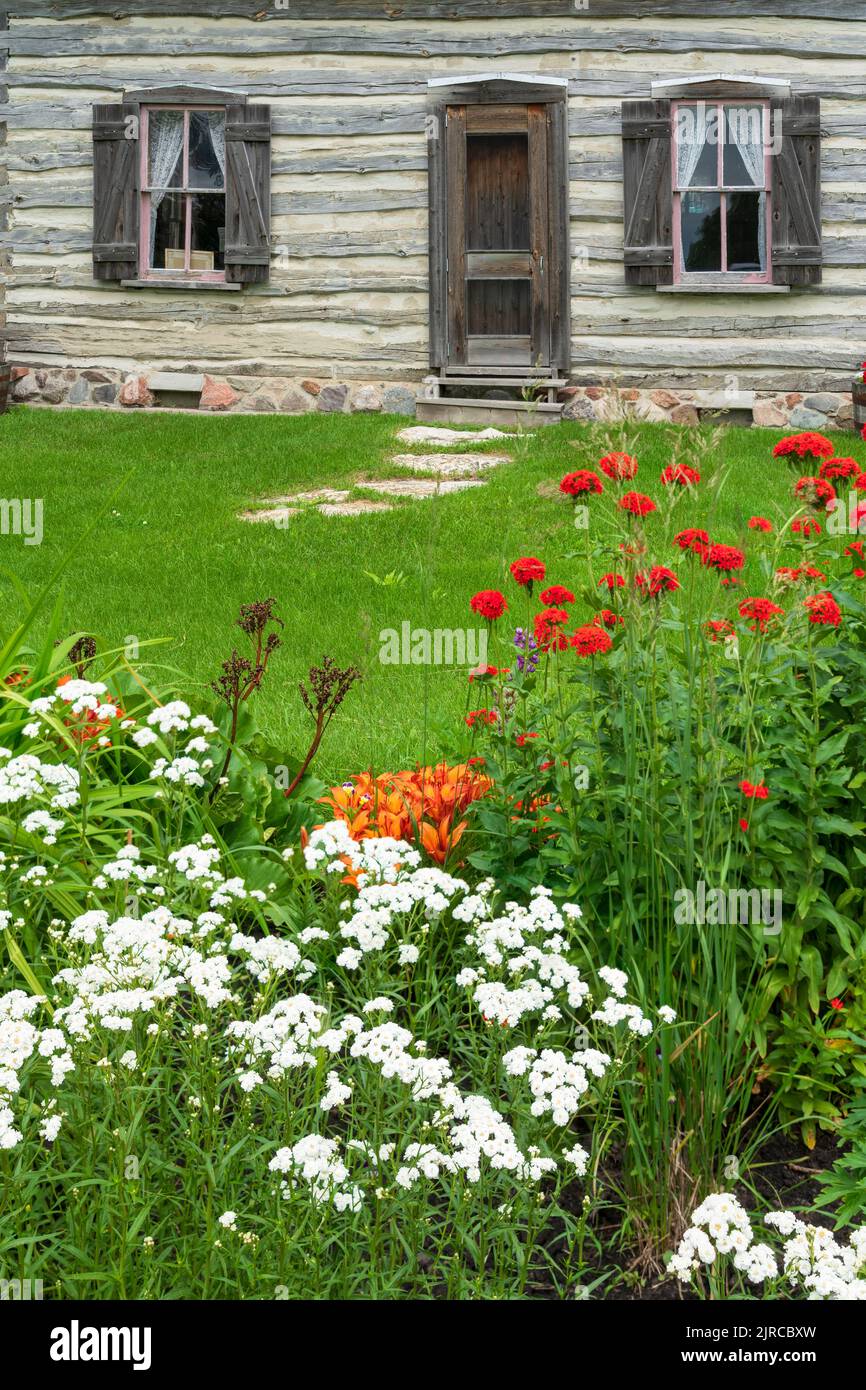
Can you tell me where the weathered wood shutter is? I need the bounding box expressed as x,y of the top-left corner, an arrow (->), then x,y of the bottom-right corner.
92,103 -> 139,282
444,105 -> 468,365
225,103 -> 271,284
771,95 -> 822,287
546,98 -> 570,373
621,99 -> 673,286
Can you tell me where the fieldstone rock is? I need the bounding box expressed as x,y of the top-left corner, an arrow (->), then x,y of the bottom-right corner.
119,375 -> 155,408
244,395 -> 277,412
382,385 -> 417,416
396,425 -> 515,445
620,389 -> 640,402
837,400 -> 854,422
670,404 -> 699,426
633,399 -> 669,423
351,385 -> 383,413
651,389 -> 679,410
301,379 -> 321,396
317,383 -> 349,413
92,384 -> 118,405
752,402 -> 786,428
789,405 -> 828,430
82,370 -> 113,383
785,392 -> 803,408
277,389 -> 310,414
804,393 -> 840,415
12,372 -> 40,401
200,375 -> 240,411
361,478 -> 485,498
389,451 -> 510,477
239,507 -> 298,524
11,366 -> 29,382
562,395 -> 596,421
585,386 -> 604,400
67,379 -> 90,406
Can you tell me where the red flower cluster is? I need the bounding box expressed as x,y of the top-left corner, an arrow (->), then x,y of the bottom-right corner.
791,518 -> 821,538
705,619 -> 735,642
775,564 -> 826,586
539,584 -> 575,606
560,470 -> 603,497
570,624 -> 613,657
747,516 -> 773,532
660,463 -> 700,486
772,432 -> 835,461
598,572 -> 626,591
594,609 -> 624,629
465,708 -> 499,728
819,457 -> 861,481
674,528 -> 710,556
618,491 -> 657,517
534,606 -> 571,652
740,780 -> 770,800
794,475 -> 836,510
470,589 -> 507,621
509,556 -> 545,589
599,452 -> 638,481
738,596 -> 785,633
803,591 -> 842,627
636,565 -> 680,596
704,543 -> 746,574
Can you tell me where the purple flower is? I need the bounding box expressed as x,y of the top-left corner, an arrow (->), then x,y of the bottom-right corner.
513,628 -> 540,674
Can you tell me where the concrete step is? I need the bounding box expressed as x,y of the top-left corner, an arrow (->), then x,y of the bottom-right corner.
415,397 -> 563,428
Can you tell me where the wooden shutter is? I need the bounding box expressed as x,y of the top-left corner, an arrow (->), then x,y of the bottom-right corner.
444,105 -> 468,366
92,103 -> 139,282
621,99 -> 673,286
771,95 -> 822,287
225,103 -> 271,284
546,98 -> 570,372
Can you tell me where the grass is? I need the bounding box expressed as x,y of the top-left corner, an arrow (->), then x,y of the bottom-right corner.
0,404 -> 859,781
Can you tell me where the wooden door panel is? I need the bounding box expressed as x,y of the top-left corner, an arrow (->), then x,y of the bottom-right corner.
445,105 -> 468,365
528,104 -> 551,367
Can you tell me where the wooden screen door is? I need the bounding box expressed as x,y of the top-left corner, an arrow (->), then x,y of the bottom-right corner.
445,103 -> 551,370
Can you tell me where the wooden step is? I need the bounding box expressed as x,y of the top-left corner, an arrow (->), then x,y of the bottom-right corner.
415,396 -> 563,428
436,376 -> 568,391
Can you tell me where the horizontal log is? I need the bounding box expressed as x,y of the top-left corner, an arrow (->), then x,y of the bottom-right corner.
9,23 -> 866,63
7,2 -> 866,19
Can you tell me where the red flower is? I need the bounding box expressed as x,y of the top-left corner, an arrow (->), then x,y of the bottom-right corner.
747,516 -> 773,532
636,565 -> 679,596
845,540 -> 865,560
738,596 -> 785,633
515,732 -> 538,747
599,451 -> 638,481
674,528 -> 710,559
739,818 -> 750,832
704,543 -> 745,574
470,589 -> 507,621
819,457 -> 861,481
794,475 -> 836,510
509,556 -> 545,590
773,432 -> 835,461
468,665 -> 508,683
854,568 -> 866,579
539,584 -> 575,606
705,619 -> 735,642
775,564 -> 825,586
791,517 -> 821,538
534,607 -> 570,652
660,463 -> 700,486
829,997 -> 844,1011
560,470 -> 603,497
598,572 -> 625,591
618,491 -> 657,517
465,708 -> 498,728
740,780 -> 769,800
594,608 -> 624,629
803,591 -> 842,627
570,624 -> 613,657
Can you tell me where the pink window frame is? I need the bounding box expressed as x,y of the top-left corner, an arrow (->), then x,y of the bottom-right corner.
671,99 -> 772,285
138,105 -> 226,281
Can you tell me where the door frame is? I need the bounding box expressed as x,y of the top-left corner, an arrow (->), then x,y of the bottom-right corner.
426,74 -> 570,376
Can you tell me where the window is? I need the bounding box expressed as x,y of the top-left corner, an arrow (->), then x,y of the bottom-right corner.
140,107 -> 227,280
672,102 -> 771,284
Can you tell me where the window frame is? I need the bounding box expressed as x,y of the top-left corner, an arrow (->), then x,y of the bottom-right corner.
671,98 -> 773,286
138,102 -> 228,283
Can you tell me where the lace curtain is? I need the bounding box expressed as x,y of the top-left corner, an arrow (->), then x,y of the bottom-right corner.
676,105 -> 713,189
727,106 -> 766,271
148,111 -> 184,267
206,112 -> 226,185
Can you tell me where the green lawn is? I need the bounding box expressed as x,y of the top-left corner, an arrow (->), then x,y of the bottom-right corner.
1,405 -> 860,780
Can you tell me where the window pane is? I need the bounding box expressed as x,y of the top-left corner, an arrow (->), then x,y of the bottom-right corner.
189,111 -> 225,191
151,190 -> 185,270
190,193 -> 225,272
147,110 -> 184,189
681,192 -> 722,271
727,191 -> 765,272
676,104 -> 718,188
724,105 -> 764,187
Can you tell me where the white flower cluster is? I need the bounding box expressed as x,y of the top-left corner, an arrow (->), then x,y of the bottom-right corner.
269,1135 -> 363,1214
0,752 -> 80,810
503,1046 -> 611,1125
668,1193 -> 866,1299
0,990 -> 73,1149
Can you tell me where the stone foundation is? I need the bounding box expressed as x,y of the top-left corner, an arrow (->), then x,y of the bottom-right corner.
8,366 -> 857,433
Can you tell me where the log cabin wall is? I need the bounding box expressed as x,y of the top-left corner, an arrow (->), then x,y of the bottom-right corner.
1,2 -> 865,405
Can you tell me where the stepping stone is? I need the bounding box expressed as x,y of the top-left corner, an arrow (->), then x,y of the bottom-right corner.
261,488 -> 351,505
239,506 -> 298,523
389,451 -> 511,477
395,425 -> 517,446
318,500 -> 393,516
361,478 -> 486,498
